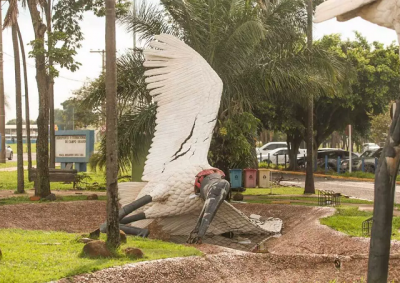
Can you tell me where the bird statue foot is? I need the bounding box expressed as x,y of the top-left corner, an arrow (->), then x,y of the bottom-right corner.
187,231 -> 202,244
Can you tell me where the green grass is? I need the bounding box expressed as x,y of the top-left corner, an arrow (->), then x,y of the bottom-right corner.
0,160 -> 37,169
243,187 -> 309,195
0,169 -> 109,191
0,229 -> 201,283
320,207 -> 400,240
0,195 -> 107,206
7,143 -> 37,154
243,188 -> 373,205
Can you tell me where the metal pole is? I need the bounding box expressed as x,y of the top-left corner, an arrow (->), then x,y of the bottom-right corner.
0,2 -> 5,163
72,107 -> 74,130
349,125 -> 352,173
133,0 -> 136,48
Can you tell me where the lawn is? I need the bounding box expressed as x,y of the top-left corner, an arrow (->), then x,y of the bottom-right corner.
320,206 -> 400,240
7,143 -> 37,154
0,195 -> 107,206
0,160 -> 37,169
0,229 -> 201,283
0,169 -> 109,191
243,187 -> 310,195
242,187 -> 373,205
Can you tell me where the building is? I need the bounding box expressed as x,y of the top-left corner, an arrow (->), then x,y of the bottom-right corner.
5,125 -> 38,143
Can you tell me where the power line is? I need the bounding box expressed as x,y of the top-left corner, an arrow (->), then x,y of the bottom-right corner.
3,51 -> 86,83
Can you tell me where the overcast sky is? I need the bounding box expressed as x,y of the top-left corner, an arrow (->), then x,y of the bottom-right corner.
2,1 -> 398,121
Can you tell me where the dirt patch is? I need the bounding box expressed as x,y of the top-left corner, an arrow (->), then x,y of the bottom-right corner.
59,253 -> 400,283
2,201 -> 400,282
0,189 -> 106,200
232,203 -> 400,256
0,201 -> 106,233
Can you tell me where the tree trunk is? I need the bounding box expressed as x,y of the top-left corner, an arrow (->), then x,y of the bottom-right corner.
304,0 -> 315,194
46,0 -> 55,168
0,5 -> 5,164
367,99 -> 400,282
12,23 -> 24,194
287,134 -> 301,171
27,0 -> 50,197
105,0 -> 120,248
17,23 -> 32,180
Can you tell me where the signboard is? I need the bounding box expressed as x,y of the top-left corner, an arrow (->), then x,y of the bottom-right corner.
55,130 -> 95,171
55,135 -> 87,158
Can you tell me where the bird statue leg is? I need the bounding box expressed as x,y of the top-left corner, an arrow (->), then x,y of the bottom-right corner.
187,173 -> 231,244
92,195 -> 153,238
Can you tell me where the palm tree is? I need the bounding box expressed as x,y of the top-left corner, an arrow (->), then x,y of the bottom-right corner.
4,0 -> 24,193
17,24 -> 32,180
105,0 -> 120,248
26,0 -> 51,197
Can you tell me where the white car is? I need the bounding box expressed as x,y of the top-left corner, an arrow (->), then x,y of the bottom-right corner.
6,146 -> 13,160
362,143 -> 380,152
256,142 -> 287,155
259,147 -> 304,164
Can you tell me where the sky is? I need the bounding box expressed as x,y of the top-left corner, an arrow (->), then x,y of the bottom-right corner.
1,1 -> 398,122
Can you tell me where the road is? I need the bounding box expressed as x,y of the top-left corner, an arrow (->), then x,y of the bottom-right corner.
10,153 -> 36,162
275,172 -> 400,203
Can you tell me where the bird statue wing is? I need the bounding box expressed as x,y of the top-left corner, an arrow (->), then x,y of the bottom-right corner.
314,0 -> 377,23
142,34 -> 223,182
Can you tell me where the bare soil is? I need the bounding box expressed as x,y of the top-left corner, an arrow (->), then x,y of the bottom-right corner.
1,201 -> 400,282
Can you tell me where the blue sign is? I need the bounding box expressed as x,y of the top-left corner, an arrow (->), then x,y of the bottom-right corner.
55,130 -> 95,172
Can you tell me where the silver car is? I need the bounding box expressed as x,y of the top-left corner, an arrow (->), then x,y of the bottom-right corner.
6,146 -> 13,160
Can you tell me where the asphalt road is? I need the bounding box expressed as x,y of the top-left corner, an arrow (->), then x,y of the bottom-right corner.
276,172 -> 400,203
10,153 -> 36,162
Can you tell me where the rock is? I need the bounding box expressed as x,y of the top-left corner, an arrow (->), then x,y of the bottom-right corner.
120,230 -> 127,244
87,194 -> 99,200
78,238 -> 95,244
232,193 -> 244,201
29,196 -> 41,201
82,240 -> 112,258
124,247 -> 144,259
44,193 -> 56,201
89,229 -> 100,240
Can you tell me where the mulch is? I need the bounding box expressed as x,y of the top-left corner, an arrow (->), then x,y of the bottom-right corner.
0,200 -> 106,233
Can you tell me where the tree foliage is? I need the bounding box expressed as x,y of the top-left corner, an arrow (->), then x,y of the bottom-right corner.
83,0 -> 350,174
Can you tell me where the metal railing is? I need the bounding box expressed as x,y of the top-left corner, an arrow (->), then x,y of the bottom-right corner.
317,190 -> 341,206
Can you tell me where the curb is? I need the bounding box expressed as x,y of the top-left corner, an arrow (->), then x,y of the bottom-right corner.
267,169 -> 400,185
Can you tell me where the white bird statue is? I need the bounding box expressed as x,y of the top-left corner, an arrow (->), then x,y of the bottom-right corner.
95,34 -> 279,244
314,0 -> 400,41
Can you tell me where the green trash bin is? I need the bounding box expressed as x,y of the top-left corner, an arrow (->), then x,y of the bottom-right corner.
229,169 -> 243,189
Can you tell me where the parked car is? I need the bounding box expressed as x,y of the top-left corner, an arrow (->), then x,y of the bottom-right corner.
298,149 -> 358,171
6,146 -> 13,160
362,143 -> 380,152
341,148 -> 382,173
261,147 -> 304,165
256,142 -> 287,155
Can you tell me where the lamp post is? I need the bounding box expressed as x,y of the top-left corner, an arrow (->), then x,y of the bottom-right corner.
0,1 -> 6,163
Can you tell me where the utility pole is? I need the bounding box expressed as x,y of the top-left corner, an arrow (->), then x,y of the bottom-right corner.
304,0 -> 315,194
90,49 -> 105,74
90,49 -> 106,126
0,1 -> 6,163
133,0 -> 136,48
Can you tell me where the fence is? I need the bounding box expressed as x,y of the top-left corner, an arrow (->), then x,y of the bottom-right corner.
259,152 -> 379,175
